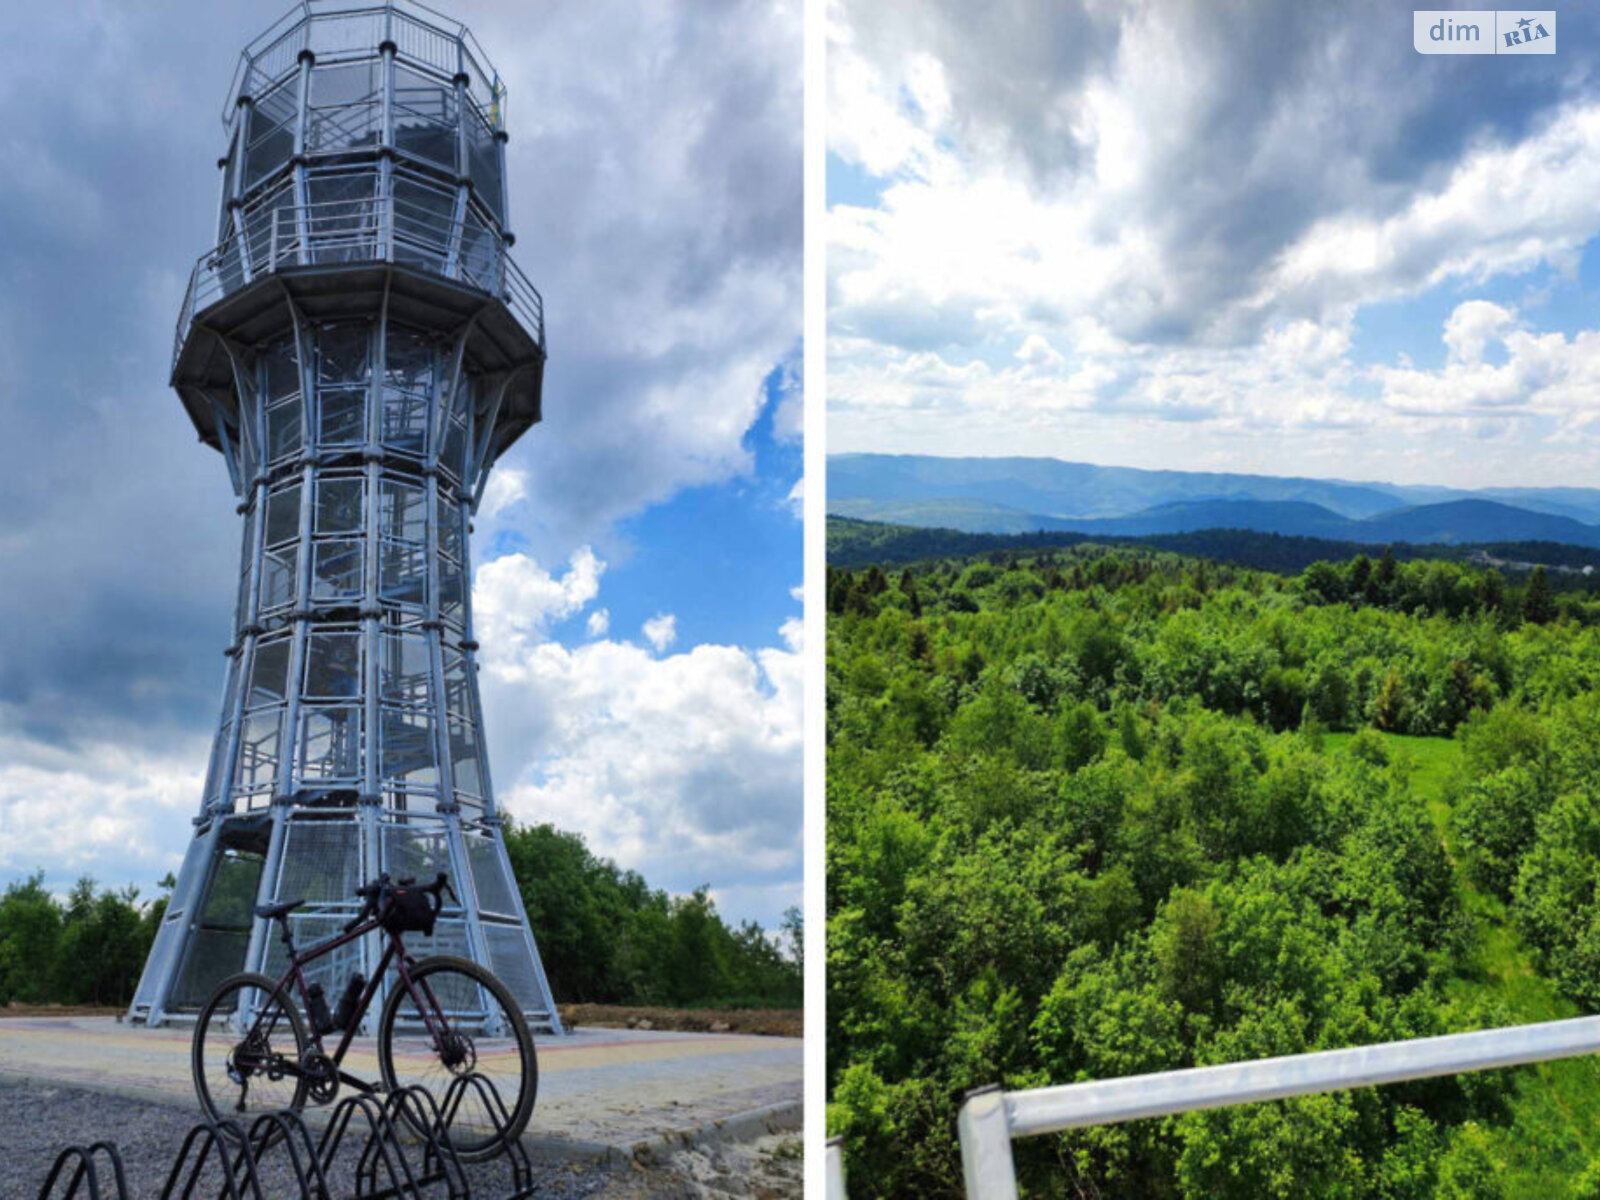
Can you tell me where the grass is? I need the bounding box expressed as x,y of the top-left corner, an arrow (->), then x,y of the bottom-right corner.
1323,730 -> 1458,837
1325,729 -> 1600,1194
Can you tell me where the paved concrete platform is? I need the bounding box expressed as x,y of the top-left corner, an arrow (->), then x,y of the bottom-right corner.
0,1016 -> 800,1161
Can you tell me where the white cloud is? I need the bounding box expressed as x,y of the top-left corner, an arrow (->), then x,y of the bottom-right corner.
1443,301 -> 1518,366
1254,105 -> 1600,325
473,548 -> 604,653
585,608 -> 610,638
1372,304 -> 1600,430
482,633 -> 802,907
478,468 -> 529,520
778,616 -> 803,653
0,727 -> 205,890
642,613 -> 678,652
473,571 -> 801,926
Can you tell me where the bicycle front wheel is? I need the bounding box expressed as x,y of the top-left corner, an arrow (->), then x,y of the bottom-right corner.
376,954 -> 537,1160
192,971 -> 310,1125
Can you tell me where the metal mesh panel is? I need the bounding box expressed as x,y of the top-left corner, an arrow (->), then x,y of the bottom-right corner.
248,637 -> 293,706
380,541 -> 427,607
297,705 -> 363,781
266,396 -> 302,464
393,64 -> 459,170
465,835 -> 519,918
381,708 -> 437,786
311,539 -> 364,601
167,927 -> 251,1010
305,632 -> 362,698
483,922 -> 545,1014
398,916 -> 472,963
244,77 -> 296,189
235,709 -> 282,793
466,110 -> 502,221
307,62 -> 381,155
314,476 -> 365,534
276,820 -> 364,904
383,821 -> 452,882
381,389 -> 430,456
203,850 -> 266,927
265,481 -> 301,546
164,846 -> 267,1011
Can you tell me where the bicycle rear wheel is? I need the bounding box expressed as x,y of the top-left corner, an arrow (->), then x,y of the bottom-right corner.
376,954 -> 537,1161
192,972 -> 310,1125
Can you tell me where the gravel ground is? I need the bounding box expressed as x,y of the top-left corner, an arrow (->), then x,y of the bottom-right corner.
0,1082 -> 799,1199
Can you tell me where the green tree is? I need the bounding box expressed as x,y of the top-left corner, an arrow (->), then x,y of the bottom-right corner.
1523,565 -> 1555,625
0,874 -> 63,1005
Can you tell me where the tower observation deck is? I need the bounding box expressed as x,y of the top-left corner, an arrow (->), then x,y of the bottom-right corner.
130,0 -> 562,1033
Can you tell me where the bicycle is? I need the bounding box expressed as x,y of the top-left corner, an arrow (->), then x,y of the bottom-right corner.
190,871 -> 536,1161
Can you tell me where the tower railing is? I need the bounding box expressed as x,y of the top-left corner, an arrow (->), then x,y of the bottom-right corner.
954,1013 -> 1600,1200
173,195 -> 544,371
224,0 -> 503,127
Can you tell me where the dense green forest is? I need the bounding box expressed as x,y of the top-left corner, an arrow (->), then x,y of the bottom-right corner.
827,544 -> 1600,1198
828,514 -> 1600,581
0,823 -> 800,1010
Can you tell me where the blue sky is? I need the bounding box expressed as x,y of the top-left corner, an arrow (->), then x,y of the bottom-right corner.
490,361 -> 802,655
828,2 -> 1600,489
0,0 -> 802,931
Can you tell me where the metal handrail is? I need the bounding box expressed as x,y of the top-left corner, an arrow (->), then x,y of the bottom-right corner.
825,1137 -> 848,1200
225,2 -> 504,128
956,1013 -> 1600,1199
173,195 -> 543,369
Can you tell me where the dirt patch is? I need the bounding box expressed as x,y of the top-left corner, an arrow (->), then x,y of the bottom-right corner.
1,1003 -> 123,1019
557,1004 -> 802,1039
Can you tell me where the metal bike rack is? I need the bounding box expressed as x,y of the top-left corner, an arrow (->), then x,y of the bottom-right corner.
955,1012 -> 1600,1199
33,1073 -> 532,1200
35,1143 -> 130,1200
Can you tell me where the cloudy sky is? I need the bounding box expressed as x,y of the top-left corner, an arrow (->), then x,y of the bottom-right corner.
0,0 -> 801,929
828,1 -> 1600,488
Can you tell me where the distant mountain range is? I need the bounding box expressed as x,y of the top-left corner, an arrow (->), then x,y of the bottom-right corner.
828,455 -> 1600,547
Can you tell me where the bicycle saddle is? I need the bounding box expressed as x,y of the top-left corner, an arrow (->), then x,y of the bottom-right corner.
254,897 -> 306,920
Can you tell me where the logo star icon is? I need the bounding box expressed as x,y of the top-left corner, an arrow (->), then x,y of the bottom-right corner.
1517,16 -> 1532,29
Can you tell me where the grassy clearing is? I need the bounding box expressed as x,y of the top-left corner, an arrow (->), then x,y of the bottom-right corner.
1325,730 -> 1600,1194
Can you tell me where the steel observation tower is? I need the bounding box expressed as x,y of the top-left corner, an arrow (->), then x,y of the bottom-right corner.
130,0 -> 562,1033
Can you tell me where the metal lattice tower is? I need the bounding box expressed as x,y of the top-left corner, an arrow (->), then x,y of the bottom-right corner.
129,0 -> 562,1033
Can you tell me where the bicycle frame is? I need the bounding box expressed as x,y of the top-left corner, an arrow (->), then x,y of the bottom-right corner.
244,912 -> 455,1095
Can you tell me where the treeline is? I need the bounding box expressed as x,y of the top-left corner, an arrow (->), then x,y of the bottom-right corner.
0,876 -> 163,1006
505,822 -> 801,1008
0,824 -> 799,1011
826,514 -> 1600,580
827,546 -> 1600,1198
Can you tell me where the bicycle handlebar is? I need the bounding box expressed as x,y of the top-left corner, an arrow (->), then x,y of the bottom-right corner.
342,871 -> 454,933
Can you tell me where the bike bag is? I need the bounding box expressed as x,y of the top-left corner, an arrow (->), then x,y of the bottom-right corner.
381,885 -> 437,936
